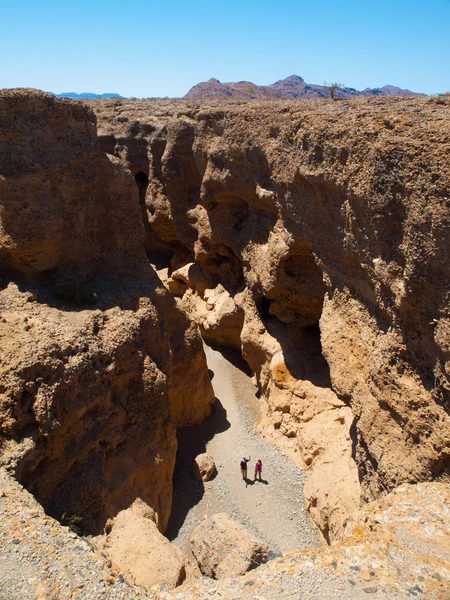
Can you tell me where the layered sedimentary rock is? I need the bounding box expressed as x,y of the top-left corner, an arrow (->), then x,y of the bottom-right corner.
0,91 -> 142,278
93,95 -> 450,540
0,90 -> 214,542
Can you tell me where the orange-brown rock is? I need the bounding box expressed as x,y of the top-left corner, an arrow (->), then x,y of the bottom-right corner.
190,513 -> 269,579
180,284 -> 245,350
0,90 -> 145,278
98,499 -> 186,589
193,453 -> 217,481
92,95 -> 450,540
0,90 -> 214,544
2,461 -> 448,599
262,350 -> 360,543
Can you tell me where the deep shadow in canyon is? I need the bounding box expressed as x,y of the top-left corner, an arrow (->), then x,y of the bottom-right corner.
166,397 -> 230,541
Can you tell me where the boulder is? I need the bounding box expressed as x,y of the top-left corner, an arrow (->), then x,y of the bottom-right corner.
190,513 -> 269,579
167,263 -> 191,297
180,285 -> 245,351
193,453 -> 217,481
101,499 -> 186,589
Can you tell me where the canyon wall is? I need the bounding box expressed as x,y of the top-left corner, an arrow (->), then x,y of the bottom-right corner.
93,95 -> 450,540
1,89 -> 448,552
0,89 -> 214,537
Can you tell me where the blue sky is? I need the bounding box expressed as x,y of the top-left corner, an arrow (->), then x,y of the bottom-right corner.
1,0 -> 449,97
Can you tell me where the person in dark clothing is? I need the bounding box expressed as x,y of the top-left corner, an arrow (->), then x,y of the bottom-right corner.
240,456 -> 251,480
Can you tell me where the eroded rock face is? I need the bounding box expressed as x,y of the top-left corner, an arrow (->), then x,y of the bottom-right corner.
0,90 -> 144,278
263,353 -> 360,543
0,90 -> 214,541
190,513 -> 269,579
92,96 -> 450,540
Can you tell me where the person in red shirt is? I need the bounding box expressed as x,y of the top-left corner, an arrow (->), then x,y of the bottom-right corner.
254,459 -> 263,481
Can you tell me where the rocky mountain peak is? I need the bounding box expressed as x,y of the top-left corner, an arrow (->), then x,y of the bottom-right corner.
276,74 -> 305,84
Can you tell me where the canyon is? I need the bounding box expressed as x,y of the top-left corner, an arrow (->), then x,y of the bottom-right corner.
0,88 -> 449,598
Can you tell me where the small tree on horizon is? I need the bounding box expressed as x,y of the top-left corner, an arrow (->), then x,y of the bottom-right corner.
324,82 -> 344,99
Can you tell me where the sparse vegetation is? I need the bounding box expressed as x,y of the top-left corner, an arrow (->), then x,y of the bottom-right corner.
54,280 -> 97,305
431,92 -> 450,105
324,82 -> 344,100
61,512 -> 84,535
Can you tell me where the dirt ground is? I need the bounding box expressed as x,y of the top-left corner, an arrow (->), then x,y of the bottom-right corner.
167,344 -> 323,558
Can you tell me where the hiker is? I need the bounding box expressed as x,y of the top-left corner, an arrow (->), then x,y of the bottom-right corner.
254,459 -> 263,481
240,456 -> 251,480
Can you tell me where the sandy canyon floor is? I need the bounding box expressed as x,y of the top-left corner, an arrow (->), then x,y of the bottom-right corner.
168,345 -> 323,560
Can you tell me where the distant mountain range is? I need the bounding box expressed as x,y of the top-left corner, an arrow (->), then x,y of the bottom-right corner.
50,92 -> 124,100
185,75 -> 426,100
47,77 -> 425,101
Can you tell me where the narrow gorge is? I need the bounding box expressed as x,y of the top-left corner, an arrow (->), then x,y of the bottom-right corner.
0,89 -> 449,599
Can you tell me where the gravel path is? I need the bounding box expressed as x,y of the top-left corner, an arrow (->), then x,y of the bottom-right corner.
167,345 -> 323,556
